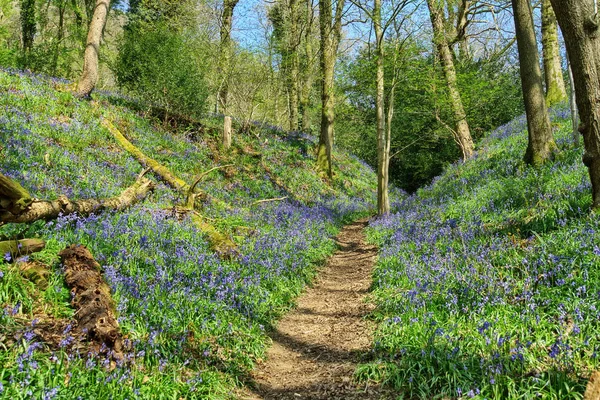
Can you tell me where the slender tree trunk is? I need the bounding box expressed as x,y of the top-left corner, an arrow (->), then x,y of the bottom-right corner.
512,0 -> 555,165
300,0 -> 315,132
218,0 -> 238,149
317,0 -> 344,179
550,0 -> 600,208
426,0 -> 474,160
52,0 -> 66,76
75,0 -> 110,98
20,0 -> 36,65
541,0 -> 567,106
288,0 -> 300,131
374,0 -> 389,215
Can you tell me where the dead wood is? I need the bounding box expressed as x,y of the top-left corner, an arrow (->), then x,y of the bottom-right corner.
59,245 -> 123,357
251,197 -> 288,206
0,172 -> 154,224
102,119 -> 188,191
584,371 -> 600,400
186,164 -> 234,208
0,239 -> 46,258
103,118 -> 238,254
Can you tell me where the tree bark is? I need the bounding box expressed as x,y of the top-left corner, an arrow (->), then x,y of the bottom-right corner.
0,239 -> 46,258
75,0 -> 110,98
426,0 -> 474,160
223,115 -> 233,148
287,0 -> 300,131
541,0 -> 567,106
0,173 -> 154,224
218,0 -> 239,149
59,245 -> 123,356
299,0 -> 315,133
374,0 -> 389,215
513,0 -> 556,165
550,0 -> 600,208
317,0 -> 344,179
20,0 -> 36,64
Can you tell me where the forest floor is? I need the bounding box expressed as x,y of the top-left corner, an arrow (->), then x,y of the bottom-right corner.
238,219 -> 390,400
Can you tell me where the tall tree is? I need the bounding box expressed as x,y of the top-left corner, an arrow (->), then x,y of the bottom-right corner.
550,0 -> 600,208
218,0 -> 239,149
299,0 -> 317,132
317,0 -> 344,178
512,0 -> 555,165
425,0 -> 474,160
373,0 -> 389,214
20,0 -> 36,64
75,0 -> 110,98
541,0 -> 567,106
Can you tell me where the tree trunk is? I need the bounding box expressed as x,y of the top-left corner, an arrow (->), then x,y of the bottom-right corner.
550,0 -> 600,208
287,0 -> 300,131
20,0 -> 36,64
512,0 -> 556,165
218,0 -> 238,149
52,0 -> 66,76
374,0 -> 389,215
223,115 -> 232,148
426,0 -> 474,160
317,0 -> 344,179
541,0 -> 567,106
299,0 -> 315,133
75,0 -> 110,98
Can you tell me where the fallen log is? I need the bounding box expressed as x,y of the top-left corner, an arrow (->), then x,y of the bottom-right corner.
584,371 -> 600,400
0,172 -> 154,224
0,239 -> 46,258
59,245 -> 123,357
102,119 -> 188,191
103,118 -> 237,254
0,173 -> 32,215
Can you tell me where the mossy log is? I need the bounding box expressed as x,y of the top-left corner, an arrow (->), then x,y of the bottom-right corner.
0,173 -> 32,215
103,118 -> 238,254
102,119 -> 189,191
0,172 -> 154,224
0,239 -> 46,258
190,213 -> 237,256
59,245 -> 123,357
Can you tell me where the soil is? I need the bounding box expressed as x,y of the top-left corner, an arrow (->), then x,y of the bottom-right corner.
239,219 -> 390,400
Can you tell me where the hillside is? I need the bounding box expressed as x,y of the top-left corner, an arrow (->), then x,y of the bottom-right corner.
362,106 -> 599,398
0,68 -> 379,399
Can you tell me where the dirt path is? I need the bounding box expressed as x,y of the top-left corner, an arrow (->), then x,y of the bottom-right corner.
239,219 -> 389,400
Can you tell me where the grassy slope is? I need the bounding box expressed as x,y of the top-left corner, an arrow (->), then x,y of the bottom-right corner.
0,69 -> 378,399
363,106 -> 599,399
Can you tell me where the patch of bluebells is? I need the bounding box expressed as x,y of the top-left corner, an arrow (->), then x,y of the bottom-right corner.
0,68 -> 379,397
365,104 -> 599,398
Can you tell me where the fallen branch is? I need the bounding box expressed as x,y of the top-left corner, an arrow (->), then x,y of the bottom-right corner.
0,172 -> 154,224
0,239 -> 46,258
190,212 -> 237,256
251,197 -> 288,206
186,164 -> 233,208
59,245 -> 123,358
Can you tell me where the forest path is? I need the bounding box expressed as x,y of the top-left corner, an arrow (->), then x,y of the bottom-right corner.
238,219 -> 389,400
